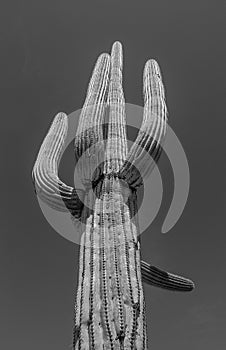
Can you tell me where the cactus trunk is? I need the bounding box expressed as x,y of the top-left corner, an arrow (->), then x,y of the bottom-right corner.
73,177 -> 147,350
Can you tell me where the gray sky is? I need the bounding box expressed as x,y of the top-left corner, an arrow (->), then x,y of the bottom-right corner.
1,0 -> 225,349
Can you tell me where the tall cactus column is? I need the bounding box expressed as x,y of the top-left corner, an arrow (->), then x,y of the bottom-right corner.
32,41 -> 195,350
74,179 -> 147,349
73,42 -> 147,349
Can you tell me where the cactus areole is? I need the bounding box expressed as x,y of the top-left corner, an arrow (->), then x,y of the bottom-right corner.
32,41 -> 194,349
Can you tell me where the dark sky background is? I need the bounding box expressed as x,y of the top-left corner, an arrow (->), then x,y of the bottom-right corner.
1,0 -> 225,349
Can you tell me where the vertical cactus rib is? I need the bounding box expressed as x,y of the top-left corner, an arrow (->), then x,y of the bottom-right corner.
90,202 -> 103,349
109,179 -> 126,344
130,196 -> 147,350
73,229 -> 86,349
32,112 -> 84,216
100,184 -> 117,349
125,200 -> 143,348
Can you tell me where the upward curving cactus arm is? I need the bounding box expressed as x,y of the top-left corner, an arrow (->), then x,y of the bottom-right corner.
141,260 -> 195,292
74,53 -> 111,188
119,59 -> 168,189
104,41 -> 128,174
32,112 -> 85,218
75,52 -> 110,147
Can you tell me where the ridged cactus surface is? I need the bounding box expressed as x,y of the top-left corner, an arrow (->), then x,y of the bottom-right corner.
73,177 -> 147,349
32,41 -> 194,350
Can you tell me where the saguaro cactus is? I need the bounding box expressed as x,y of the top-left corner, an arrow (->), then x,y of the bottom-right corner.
32,41 -> 194,349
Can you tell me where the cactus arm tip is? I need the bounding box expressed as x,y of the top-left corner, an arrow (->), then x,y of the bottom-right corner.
141,260 -> 195,292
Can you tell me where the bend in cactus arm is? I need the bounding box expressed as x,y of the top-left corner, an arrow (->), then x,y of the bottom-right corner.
32,112 -> 85,217
119,59 -> 168,189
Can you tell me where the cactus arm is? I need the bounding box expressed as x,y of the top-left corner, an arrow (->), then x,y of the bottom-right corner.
141,260 -> 195,292
119,59 -> 168,189
76,52 -> 110,140
32,112 -> 84,217
74,53 -> 111,188
104,41 -> 128,174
